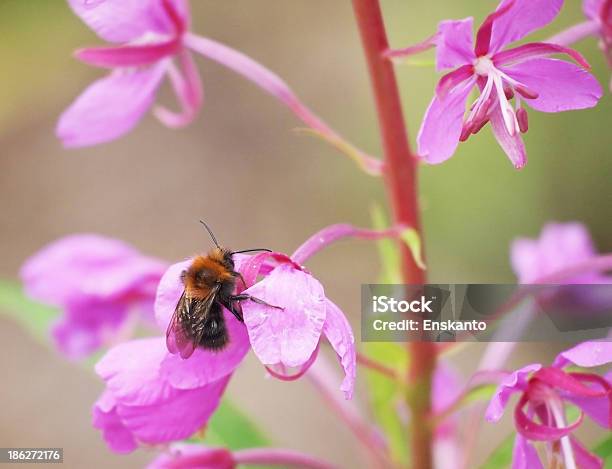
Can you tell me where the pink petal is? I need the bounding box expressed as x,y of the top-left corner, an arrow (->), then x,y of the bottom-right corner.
21,234 -> 165,306
417,78 -> 475,164
51,302 -> 127,359
75,40 -> 180,68
148,445 -> 235,469
571,436 -> 605,469
94,336 -> 232,450
238,252 -> 296,290
514,394 -> 584,440
564,383 -> 611,429
57,65 -> 166,148
155,259 -> 192,329
67,0 -> 187,43
488,0 -> 564,54
553,340 -> 612,368
532,367 -> 607,397
95,338 -> 174,406
511,434 -> 543,469
243,264 -> 326,368
265,346 -> 319,382
510,239 -> 542,284
322,300 -> 356,399
154,50 -> 204,128
488,99 -> 527,169
494,42 -> 591,69
435,18 -> 475,71
501,58 -> 602,113
583,0 -> 604,20
116,376 -> 230,445
485,363 -> 542,422
436,64 -> 475,99
511,222 -> 599,284
159,309 -> 250,388
92,391 -> 137,454
21,234 -> 166,358
474,1 -> 517,56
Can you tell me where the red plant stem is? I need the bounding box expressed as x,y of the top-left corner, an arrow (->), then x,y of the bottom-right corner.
351,2 -> 435,468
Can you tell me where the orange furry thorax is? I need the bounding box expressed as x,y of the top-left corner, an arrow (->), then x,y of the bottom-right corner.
183,249 -> 235,299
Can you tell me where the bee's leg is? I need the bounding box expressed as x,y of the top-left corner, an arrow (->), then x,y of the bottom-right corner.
219,299 -> 244,322
230,294 -> 284,310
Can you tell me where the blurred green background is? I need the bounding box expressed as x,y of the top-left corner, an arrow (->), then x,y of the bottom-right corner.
0,1 -> 610,468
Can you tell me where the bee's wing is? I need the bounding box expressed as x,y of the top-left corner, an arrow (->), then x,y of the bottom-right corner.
166,286 -> 220,359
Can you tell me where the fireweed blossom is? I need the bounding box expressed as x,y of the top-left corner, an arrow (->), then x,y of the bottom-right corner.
485,341 -> 612,469
159,251 -> 357,399
57,0 -> 381,174
511,221 -> 612,284
413,0 -> 602,168
92,256 -> 250,452
91,223 -> 416,452
511,221 -> 612,314
20,234 -> 167,359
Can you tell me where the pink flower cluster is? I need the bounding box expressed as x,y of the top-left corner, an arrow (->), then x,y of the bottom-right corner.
20,235 -> 167,358
23,223 -> 422,452
486,341 -> 611,469
15,0 -> 612,466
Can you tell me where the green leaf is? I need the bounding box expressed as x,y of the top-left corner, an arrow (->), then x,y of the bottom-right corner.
205,400 -> 269,450
594,436 -> 612,469
370,204 -> 401,283
399,228 -> 426,270
361,342 -> 409,465
0,280 -> 58,343
478,433 -> 515,469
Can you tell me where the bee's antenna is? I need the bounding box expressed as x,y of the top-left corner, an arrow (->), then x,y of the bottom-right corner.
199,220 -> 221,248
231,248 -> 272,255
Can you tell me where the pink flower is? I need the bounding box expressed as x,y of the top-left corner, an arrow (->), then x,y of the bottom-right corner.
148,445 -> 235,469
147,444 -> 337,469
92,327 -> 245,452
20,234 -> 167,359
89,223 -> 407,452
511,221 -> 610,284
58,0 -> 379,173
157,251 -> 356,399
485,341 -> 612,469
91,258 -> 252,452
417,0 -> 603,169
240,252 -> 357,399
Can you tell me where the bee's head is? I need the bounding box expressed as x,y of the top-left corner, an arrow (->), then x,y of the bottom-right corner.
224,252 -> 236,270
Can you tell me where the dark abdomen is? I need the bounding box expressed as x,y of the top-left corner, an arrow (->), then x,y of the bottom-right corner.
198,302 -> 228,350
